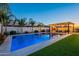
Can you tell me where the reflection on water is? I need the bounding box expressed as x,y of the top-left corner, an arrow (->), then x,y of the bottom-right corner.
11,34 -> 50,51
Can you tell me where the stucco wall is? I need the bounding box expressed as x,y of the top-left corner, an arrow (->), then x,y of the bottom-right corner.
0,23 -> 49,33
0,26 -> 49,33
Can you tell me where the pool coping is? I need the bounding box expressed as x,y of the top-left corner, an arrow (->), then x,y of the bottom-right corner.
0,34 -> 71,56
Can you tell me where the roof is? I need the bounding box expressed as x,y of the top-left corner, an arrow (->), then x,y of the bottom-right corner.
49,22 -> 74,25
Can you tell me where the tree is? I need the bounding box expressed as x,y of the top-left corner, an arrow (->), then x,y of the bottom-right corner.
18,18 -> 26,33
0,10 -> 14,33
0,13 -> 4,34
13,19 -> 18,25
2,13 -> 11,32
29,18 -> 36,32
37,22 -> 44,32
0,3 -> 11,34
0,11 -> 11,34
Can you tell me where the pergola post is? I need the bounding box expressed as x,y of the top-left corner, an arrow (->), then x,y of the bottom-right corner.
56,24 -> 58,33
49,26 -> 51,39
68,23 -> 70,34
73,24 -> 74,32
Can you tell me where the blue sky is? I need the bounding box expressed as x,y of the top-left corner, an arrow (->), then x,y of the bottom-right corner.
9,3 -> 79,25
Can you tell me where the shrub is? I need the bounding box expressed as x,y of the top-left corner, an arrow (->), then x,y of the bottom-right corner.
41,29 -> 45,32
10,31 -> 16,35
24,31 -> 29,33
4,32 -> 10,36
34,30 -> 39,33
0,34 -> 5,45
41,30 -> 46,34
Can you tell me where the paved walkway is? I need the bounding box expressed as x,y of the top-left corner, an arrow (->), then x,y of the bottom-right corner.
0,34 -> 71,56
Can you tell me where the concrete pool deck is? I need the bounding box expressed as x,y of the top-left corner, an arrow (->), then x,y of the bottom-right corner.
0,34 -> 71,56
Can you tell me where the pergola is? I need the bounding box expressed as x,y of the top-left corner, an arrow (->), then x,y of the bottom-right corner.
67,22 -> 74,34
49,22 -> 74,34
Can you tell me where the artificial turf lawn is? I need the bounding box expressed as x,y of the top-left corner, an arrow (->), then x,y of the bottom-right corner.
29,34 -> 79,56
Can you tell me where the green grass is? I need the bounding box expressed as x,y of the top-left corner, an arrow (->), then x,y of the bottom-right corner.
29,34 -> 79,56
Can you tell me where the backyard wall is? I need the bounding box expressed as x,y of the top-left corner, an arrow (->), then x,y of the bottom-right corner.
0,24 -> 49,33
0,23 -> 49,33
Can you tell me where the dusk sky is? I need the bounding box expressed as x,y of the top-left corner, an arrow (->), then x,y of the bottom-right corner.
9,3 -> 79,25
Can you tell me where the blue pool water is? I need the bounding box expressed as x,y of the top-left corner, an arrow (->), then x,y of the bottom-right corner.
11,34 -> 50,51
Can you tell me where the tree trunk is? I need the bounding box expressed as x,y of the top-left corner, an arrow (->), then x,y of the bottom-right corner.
1,17 -> 4,34
21,26 -> 23,33
5,25 -> 7,32
32,26 -> 33,33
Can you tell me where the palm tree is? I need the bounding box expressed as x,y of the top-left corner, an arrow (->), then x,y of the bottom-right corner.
1,11 -> 14,33
0,11 -> 10,34
3,14 -> 10,32
13,19 -> 18,25
37,22 -> 44,32
0,3 -> 11,34
0,13 -> 4,34
18,18 -> 26,33
29,18 -> 36,33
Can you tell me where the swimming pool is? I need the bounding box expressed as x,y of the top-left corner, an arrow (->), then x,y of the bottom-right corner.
11,34 -> 50,51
